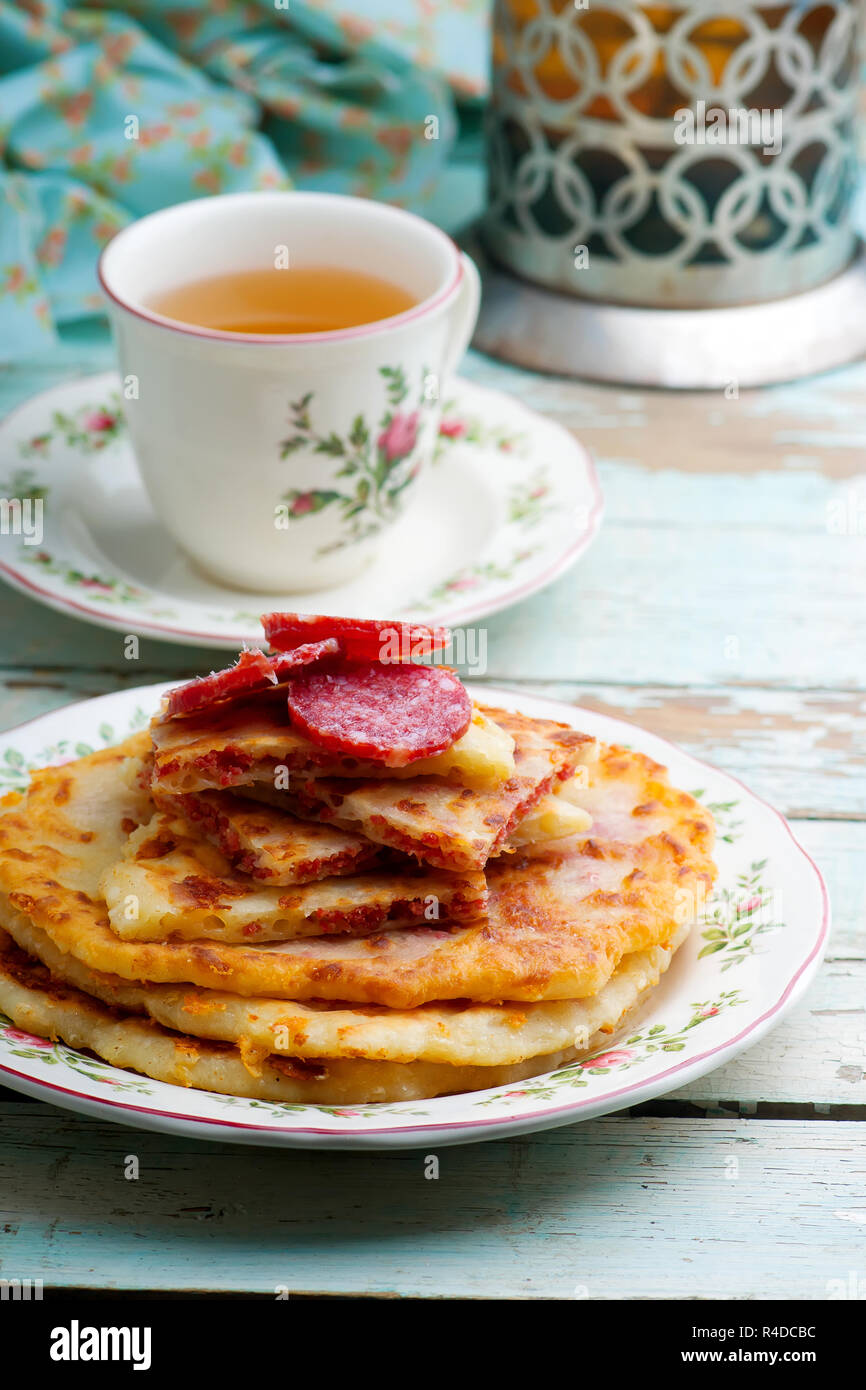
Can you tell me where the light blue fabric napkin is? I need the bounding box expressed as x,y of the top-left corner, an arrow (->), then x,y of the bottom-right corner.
0,0 -> 489,355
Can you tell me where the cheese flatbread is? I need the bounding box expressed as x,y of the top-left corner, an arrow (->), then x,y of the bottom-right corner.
153,786 -> 386,884
151,691 -> 516,793
264,708 -> 596,871
0,737 -> 715,1007
2,907 -> 689,1068
0,921 -> 688,1103
99,810 -> 486,943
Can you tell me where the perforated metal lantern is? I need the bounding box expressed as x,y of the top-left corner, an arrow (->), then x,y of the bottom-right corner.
482,0 -> 861,308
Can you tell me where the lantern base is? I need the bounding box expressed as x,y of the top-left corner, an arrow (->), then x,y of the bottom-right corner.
469,240 -> 866,389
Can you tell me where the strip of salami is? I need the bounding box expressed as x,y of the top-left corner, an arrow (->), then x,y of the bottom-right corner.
163,641 -> 341,720
163,649 -> 276,720
269,639 -> 341,680
262,611 -> 451,664
286,662 -> 472,766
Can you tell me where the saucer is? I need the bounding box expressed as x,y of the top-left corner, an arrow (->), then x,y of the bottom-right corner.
0,371 -> 602,648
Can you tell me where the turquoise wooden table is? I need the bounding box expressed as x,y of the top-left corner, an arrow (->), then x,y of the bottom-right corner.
0,323 -> 864,1299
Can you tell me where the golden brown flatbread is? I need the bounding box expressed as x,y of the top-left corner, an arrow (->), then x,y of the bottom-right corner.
255,707 -> 595,871
0,737 -> 715,1008
151,691 -> 517,792
2,906 -> 688,1067
154,786 -> 387,884
0,921 -> 688,1104
152,703 -> 594,872
99,809 -> 486,943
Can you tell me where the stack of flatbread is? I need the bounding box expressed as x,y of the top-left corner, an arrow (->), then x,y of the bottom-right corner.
0,616 -> 716,1105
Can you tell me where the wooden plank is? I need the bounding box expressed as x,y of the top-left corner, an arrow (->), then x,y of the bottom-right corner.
466,351 -> 866,480
496,681 -> 866,821
780,821 -> 864,960
668,956 -> 866,1109
0,1107 -> 862,1298
473,524 -> 866,690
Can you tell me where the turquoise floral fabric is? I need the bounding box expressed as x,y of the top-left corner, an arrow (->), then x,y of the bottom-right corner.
0,0 -> 489,355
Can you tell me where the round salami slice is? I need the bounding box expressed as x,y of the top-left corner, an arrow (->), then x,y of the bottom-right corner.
262,612 -> 451,664
286,662 -> 472,766
164,641 -> 341,720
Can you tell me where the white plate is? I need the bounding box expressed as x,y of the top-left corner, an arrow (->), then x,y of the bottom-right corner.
0,685 -> 828,1149
0,372 -> 602,647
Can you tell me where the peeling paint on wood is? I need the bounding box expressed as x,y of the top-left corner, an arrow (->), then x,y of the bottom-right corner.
0,1108 -> 862,1298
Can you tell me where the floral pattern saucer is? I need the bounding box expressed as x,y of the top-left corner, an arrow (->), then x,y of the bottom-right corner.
0,372 -> 602,648
0,685 -> 828,1149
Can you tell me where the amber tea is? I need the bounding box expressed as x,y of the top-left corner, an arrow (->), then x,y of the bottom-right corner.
148,266 -> 417,334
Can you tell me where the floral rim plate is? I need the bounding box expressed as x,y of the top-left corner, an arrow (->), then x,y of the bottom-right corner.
0,372 -> 602,648
0,685 -> 828,1149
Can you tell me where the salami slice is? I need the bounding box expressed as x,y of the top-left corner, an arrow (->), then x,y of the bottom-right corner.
163,649 -> 277,720
262,611 -> 451,664
286,662 -> 472,766
163,641 -> 341,720
269,639 -> 341,680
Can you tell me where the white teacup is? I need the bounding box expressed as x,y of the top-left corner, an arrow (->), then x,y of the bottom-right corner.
98,191 -> 480,592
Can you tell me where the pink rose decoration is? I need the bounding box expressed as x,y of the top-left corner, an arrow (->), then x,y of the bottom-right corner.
332,1108 -> 362,1118
700,1006 -> 719,1018
582,1049 -> 633,1068
85,411 -> 115,432
439,418 -> 466,439
5,1028 -> 53,1048
289,493 -> 315,516
739,896 -> 762,915
378,411 -> 419,463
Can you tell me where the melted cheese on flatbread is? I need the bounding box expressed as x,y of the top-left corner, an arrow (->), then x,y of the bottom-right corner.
153,786 -> 385,885
0,734 -> 716,1008
151,693 -> 515,793
506,790 -> 592,847
99,811 -> 486,944
271,708 -> 595,870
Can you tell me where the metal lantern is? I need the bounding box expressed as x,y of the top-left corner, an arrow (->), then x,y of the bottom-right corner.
473,0 -> 866,386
